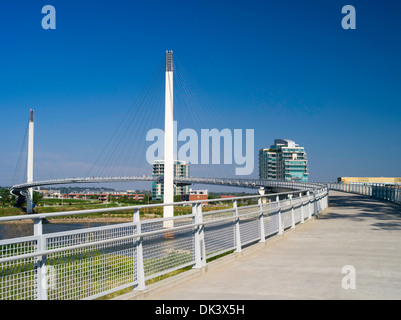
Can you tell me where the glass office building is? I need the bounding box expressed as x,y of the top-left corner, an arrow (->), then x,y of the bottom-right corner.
152,160 -> 190,200
259,139 -> 308,182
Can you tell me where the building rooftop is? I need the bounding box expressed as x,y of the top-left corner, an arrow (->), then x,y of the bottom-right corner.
274,139 -> 296,148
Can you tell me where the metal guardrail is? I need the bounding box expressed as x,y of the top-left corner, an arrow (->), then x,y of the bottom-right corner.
327,182 -> 401,205
0,186 -> 329,300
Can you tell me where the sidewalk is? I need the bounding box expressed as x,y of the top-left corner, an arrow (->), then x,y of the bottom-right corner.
117,191 -> 401,300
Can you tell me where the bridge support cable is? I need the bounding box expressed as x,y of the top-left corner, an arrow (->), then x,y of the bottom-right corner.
11,118 -> 29,187
10,114 -> 30,207
86,58 -> 165,179
173,55 -> 234,179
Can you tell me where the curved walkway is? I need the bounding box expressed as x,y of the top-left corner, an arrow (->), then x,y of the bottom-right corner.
119,191 -> 401,300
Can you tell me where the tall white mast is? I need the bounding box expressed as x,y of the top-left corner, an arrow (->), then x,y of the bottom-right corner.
26,109 -> 34,214
163,51 -> 174,228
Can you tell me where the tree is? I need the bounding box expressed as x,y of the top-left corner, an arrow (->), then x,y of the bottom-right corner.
33,191 -> 44,205
0,188 -> 11,206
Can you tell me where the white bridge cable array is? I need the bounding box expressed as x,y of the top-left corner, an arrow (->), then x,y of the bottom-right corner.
83,54 -> 235,180
86,57 -> 165,178
11,116 -> 29,186
172,55 -> 235,178
11,53 -> 245,191
10,52 -> 263,205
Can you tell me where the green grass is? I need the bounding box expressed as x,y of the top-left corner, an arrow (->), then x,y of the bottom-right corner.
0,203 -> 230,221
0,201 -> 238,300
1,234 -> 237,300
1,244 -> 196,300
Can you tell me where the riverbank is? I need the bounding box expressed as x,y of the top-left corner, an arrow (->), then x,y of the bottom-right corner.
0,213 -> 162,224
0,204 -> 227,225
46,214 -> 159,223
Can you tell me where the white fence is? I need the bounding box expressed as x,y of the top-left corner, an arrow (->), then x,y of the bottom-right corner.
0,187 -> 328,300
327,182 -> 401,204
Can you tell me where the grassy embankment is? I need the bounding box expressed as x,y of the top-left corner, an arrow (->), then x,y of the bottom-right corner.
0,198 -> 233,222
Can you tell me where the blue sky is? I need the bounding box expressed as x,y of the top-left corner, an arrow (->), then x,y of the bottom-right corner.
0,0 -> 400,190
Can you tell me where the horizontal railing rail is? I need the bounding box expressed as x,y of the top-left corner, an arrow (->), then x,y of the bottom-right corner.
0,186 -> 329,300
326,182 -> 401,205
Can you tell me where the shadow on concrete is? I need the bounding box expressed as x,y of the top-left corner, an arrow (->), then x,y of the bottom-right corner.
320,191 -> 401,231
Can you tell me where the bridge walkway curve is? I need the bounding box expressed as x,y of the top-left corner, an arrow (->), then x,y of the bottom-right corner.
117,190 -> 401,300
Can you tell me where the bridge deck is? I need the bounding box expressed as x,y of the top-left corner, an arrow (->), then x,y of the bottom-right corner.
117,191 -> 401,300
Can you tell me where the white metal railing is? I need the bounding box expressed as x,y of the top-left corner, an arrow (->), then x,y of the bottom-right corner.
326,182 -> 401,204
0,186 -> 328,300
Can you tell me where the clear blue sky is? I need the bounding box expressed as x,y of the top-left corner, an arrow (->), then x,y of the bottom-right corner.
1,0 -> 400,190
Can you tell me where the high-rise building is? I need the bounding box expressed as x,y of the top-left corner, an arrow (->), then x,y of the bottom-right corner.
259,139 -> 308,182
152,160 -> 190,200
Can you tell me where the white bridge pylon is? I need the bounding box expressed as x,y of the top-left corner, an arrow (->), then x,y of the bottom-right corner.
163,50 -> 174,229
26,109 -> 34,214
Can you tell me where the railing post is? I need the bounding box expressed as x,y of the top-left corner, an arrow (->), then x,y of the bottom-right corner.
321,189 -> 325,210
313,192 -> 318,216
193,202 -> 206,269
276,195 -> 283,235
307,191 -> 312,219
233,199 -> 242,253
258,197 -> 266,243
133,208 -> 146,291
319,190 -> 323,211
289,194 -> 295,229
320,189 -> 324,210
319,190 -> 322,212
325,188 -> 328,209
299,192 -> 305,224
34,218 -> 47,300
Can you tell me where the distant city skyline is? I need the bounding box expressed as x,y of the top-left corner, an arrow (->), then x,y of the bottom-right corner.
1,1 -> 401,191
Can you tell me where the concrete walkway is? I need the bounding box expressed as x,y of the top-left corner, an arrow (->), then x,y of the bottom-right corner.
119,191 -> 401,300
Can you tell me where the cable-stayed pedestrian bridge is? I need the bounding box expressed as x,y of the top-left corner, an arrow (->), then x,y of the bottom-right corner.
10,176 -> 322,196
